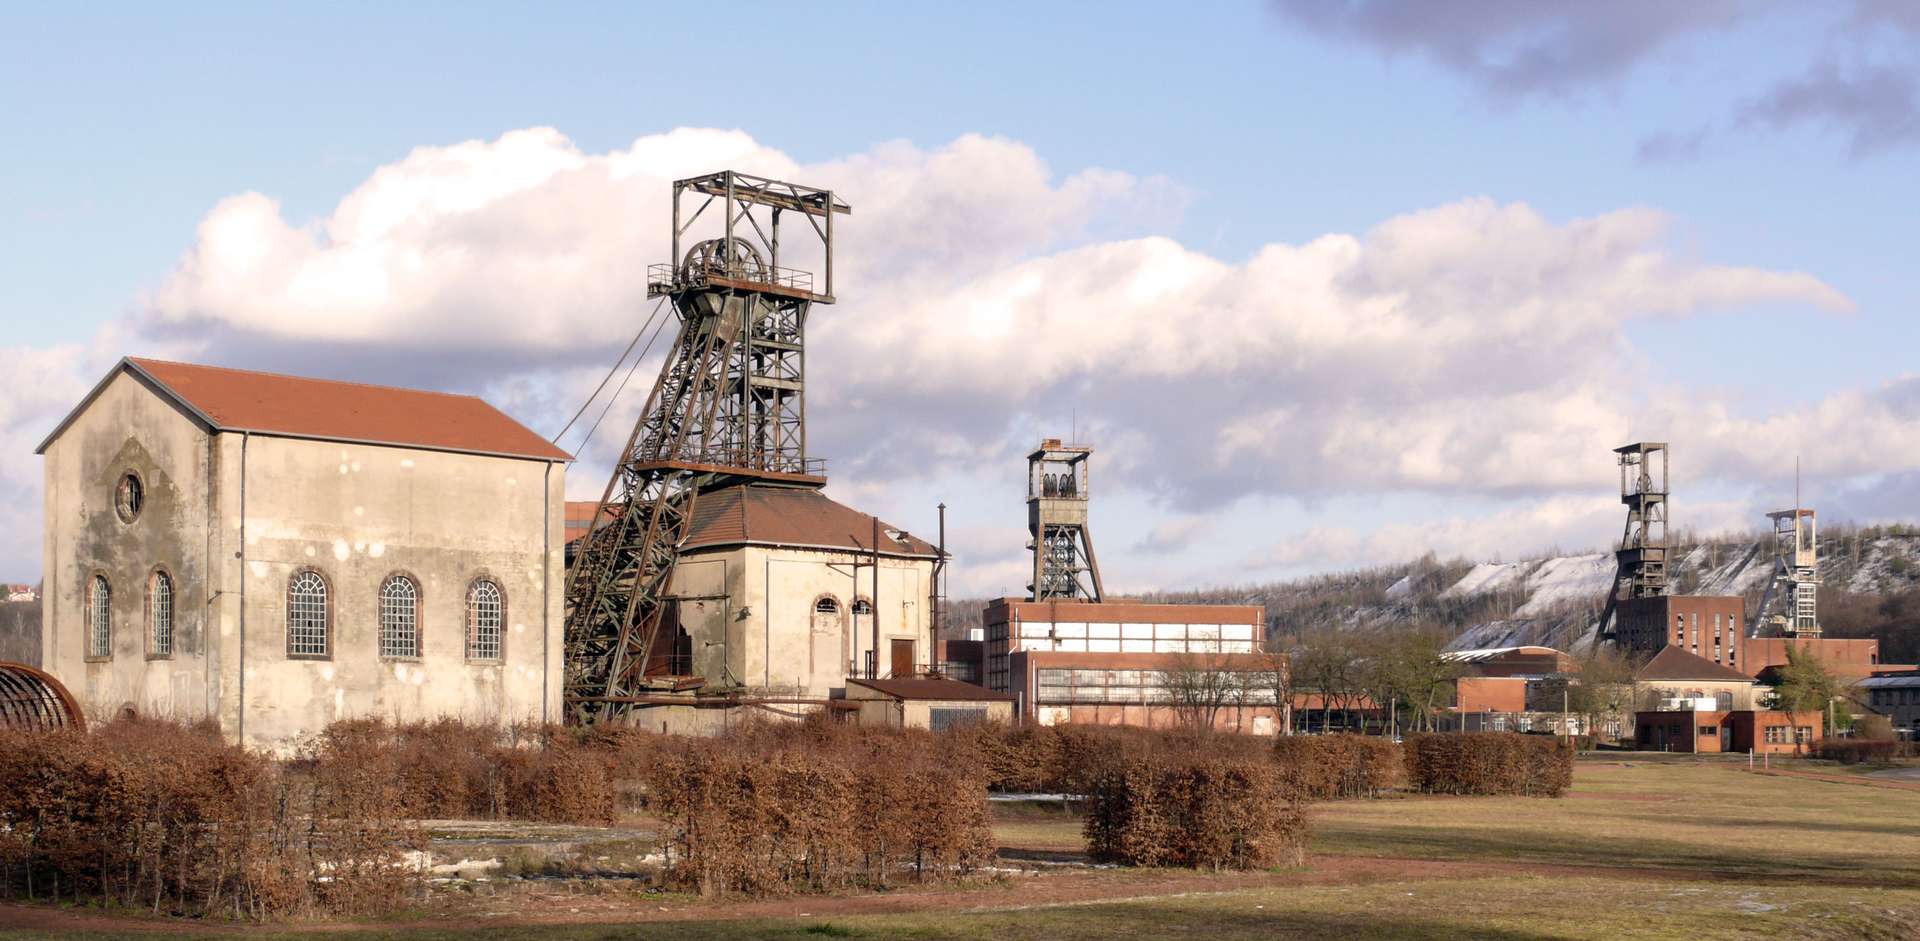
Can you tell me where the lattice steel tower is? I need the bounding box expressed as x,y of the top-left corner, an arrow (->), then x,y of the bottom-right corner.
1597,442 -> 1669,641
1026,438 -> 1104,601
563,171 -> 849,721
1752,507 -> 1821,638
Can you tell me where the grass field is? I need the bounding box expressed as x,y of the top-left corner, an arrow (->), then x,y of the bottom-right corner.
5,757 -> 1918,940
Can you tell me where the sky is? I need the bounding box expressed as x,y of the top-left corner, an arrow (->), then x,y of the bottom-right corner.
3,1 -> 1919,596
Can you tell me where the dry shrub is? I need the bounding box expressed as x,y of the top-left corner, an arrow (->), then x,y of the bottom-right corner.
1812,740 -> 1907,765
1270,734 -> 1403,800
302,721 -> 430,915
1082,734 -> 1306,871
1403,733 -> 1573,797
643,723 -> 992,897
0,718 -> 302,918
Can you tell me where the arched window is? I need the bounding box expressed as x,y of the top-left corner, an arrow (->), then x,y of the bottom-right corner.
467,579 -> 503,661
814,596 -> 841,615
148,570 -> 173,657
87,575 -> 112,658
287,571 -> 329,658
379,575 -> 420,659
851,598 -> 872,616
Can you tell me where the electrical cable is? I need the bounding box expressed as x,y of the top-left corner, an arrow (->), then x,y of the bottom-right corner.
575,306 -> 672,456
550,296 -> 666,445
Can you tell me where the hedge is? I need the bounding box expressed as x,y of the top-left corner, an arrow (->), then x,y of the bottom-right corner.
1083,739 -> 1307,871
1270,734 -> 1403,800
1403,732 -> 1573,797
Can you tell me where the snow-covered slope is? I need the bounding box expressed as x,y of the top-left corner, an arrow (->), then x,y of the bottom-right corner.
1131,530 -> 1920,654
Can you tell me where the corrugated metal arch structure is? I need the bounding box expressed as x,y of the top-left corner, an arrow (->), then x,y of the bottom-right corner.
0,661 -> 86,732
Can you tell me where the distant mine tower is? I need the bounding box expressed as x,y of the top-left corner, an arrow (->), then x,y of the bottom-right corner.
1752,507 -> 1820,639
1027,438 -> 1104,601
1598,442 -> 1669,641
564,171 -> 849,722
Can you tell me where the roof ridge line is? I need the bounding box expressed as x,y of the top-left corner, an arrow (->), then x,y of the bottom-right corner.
129,356 -> 486,402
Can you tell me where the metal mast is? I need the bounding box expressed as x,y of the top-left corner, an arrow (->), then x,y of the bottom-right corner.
562,171 -> 849,722
1026,438 -> 1104,601
1597,442 -> 1669,641
1751,507 -> 1820,638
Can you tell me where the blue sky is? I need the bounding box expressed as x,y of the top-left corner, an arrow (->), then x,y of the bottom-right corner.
4,2 -> 1918,592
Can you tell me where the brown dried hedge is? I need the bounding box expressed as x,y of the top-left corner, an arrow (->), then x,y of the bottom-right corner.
1403,732 -> 1573,797
1082,733 -> 1306,871
0,717 -> 426,919
641,721 -> 993,896
1812,739 -> 1909,765
1270,734 -> 1404,800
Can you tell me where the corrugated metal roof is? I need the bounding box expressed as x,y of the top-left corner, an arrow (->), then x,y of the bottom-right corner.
38,357 -> 570,462
847,676 -> 1012,701
1638,646 -> 1754,682
682,485 -> 941,557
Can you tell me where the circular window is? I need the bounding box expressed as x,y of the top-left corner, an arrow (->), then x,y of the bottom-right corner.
115,472 -> 144,523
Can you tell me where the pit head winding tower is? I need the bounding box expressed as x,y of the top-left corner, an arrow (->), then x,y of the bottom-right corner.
1027,438 -> 1103,602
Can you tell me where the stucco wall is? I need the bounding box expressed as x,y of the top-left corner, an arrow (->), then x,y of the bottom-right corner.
225,432 -> 563,747
41,371 -> 217,721
672,544 -> 933,698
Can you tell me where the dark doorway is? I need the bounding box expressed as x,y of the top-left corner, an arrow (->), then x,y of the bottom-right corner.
891,639 -> 916,678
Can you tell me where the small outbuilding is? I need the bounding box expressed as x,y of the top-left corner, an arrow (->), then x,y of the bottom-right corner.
843,676 -> 1013,731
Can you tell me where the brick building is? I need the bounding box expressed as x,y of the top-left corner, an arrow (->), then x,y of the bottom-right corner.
1860,669 -> 1920,739
1635,709 -> 1819,754
980,598 -> 1283,731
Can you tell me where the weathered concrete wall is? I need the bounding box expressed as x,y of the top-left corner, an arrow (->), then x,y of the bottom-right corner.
42,371 -> 566,748
41,371 -> 217,722
671,545 -> 932,699
224,433 -> 563,748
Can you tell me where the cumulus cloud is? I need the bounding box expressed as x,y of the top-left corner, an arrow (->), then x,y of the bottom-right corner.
0,125 -> 1901,589
1267,0 -> 1759,99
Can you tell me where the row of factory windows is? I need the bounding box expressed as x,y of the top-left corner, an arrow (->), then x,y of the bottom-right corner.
83,569 -> 507,663
1869,688 -> 1920,707
1674,611 -> 1738,665
1033,667 -> 1280,705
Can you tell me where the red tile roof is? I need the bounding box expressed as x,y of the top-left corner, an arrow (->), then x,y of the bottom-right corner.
39,358 -> 570,461
1638,646 -> 1754,683
681,485 -> 940,557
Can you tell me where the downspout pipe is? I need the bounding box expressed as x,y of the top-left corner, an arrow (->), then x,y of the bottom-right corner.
542,461 -> 552,726
237,431 -> 249,745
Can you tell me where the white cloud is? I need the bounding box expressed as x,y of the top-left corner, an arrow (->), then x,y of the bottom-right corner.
0,125 -> 1903,589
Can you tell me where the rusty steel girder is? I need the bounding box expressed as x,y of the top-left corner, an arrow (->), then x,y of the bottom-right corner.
0,660 -> 86,732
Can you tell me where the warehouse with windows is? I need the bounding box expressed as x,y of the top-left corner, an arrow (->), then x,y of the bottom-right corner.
36,357 -> 569,747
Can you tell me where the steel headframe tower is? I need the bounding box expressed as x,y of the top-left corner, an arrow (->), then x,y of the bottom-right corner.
1752,507 -> 1820,639
1026,438 -> 1104,601
563,171 -> 849,722
1597,442 -> 1669,641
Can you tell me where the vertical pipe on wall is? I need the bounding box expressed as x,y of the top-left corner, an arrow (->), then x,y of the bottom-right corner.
931,503 -> 946,677
541,461 -> 552,726
871,515 -> 880,679
237,431 -> 249,744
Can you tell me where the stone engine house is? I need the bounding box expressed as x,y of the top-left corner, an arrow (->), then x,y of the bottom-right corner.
37,357 -> 569,747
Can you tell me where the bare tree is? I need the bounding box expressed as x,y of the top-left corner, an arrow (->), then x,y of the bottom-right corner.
1242,650 -> 1292,734
1156,651 -> 1240,731
1293,628 -> 1359,733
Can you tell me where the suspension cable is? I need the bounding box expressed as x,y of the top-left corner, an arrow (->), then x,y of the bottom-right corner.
574,305 -> 673,457
550,296 -> 666,445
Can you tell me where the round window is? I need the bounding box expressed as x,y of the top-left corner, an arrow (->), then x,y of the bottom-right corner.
115,472 -> 144,523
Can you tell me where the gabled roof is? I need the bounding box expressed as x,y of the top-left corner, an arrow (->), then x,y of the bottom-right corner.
1638,646 -> 1754,683
37,358 -> 570,462
847,676 -> 1012,702
680,485 -> 941,558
